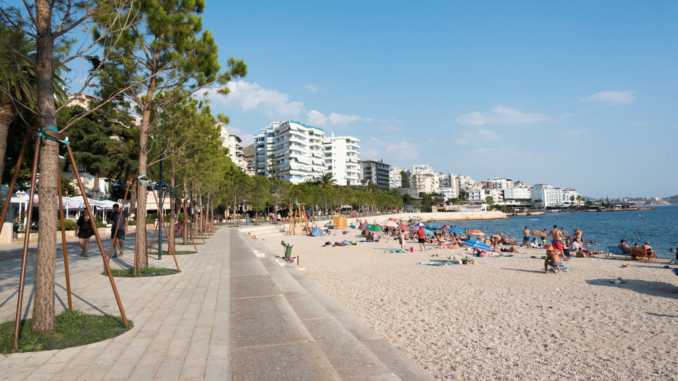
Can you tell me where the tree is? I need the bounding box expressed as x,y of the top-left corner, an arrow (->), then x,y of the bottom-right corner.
485,196 -> 495,209
226,168 -> 251,223
269,180 -> 290,220
267,153 -> 278,179
58,105 -> 113,200
94,0 -> 246,267
0,0 -> 139,334
316,173 -> 337,189
400,170 -> 409,188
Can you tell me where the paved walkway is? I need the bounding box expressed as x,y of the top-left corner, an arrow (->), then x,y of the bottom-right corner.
0,228 -> 433,380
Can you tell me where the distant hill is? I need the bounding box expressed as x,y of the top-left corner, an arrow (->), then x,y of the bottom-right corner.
666,195 -> 678,204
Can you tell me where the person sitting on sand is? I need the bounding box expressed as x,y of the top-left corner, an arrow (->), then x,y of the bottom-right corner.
544,247 -> 567,273
248,232 -> 257,239
530,238 -> 539,248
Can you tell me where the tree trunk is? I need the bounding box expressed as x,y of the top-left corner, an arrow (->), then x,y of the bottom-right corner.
0,98 -> 14,185
129,179 -> 137,221
92,172 -> 100,200
135,105 -> 152,269
169,168 -> 175,250
32,0 -> 58,333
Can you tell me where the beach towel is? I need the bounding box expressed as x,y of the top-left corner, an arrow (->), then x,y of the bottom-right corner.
417,261 -> 457,266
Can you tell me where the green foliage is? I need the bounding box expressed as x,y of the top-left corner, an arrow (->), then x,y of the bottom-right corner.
400,170 -> 410,188
485,196 -> 495,205
0,310 -> 132,354
57,219 -> 76,231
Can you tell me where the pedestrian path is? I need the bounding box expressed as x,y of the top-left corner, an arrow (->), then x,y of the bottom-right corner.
0,227 -> 434,380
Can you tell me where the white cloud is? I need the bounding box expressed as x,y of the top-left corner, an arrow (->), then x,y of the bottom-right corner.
213,80 -> 304,117
455,129 -> 501,145
241,134 -> 254,147
456,105 -> 547,126
581,91 -> 635,104
385,141 -> 418,159
305,85 -> 317,92
306,110 -> 361,126
380,125 -> 402,132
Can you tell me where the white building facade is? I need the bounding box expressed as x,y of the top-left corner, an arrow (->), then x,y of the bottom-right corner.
253,121 -> 360,184
532,184 -> 563,207
219,125 -> 246,171
323,135 -> 361,186
389,167 -> 402,189
503,186 -> 532,201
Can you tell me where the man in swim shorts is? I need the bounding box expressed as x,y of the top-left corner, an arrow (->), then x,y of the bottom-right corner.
548,225 -> 564,253
523,226 -> 530,247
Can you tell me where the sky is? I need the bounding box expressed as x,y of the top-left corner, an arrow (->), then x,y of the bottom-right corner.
65,0 -> 678,199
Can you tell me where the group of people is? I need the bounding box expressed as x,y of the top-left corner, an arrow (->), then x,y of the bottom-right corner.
618,239 -> 656,260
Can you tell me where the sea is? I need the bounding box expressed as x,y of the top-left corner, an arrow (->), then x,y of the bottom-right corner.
437,205 -> 678,259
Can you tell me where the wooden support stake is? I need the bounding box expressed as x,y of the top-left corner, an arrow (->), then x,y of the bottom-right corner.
56,170 -> 73,311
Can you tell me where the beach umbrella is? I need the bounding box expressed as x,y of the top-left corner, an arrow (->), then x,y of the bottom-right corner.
426,225 -> 441,229
531,230 -> 546,237
381,220 -> 399,228
311,227 -> 323,237
413,222 -> 426,227
449,227 -> 465,235
325,222 -> 336,227
365,225 -> 382,232
425,229 -> 435,236
388,218 -> 397,222
468,230 -> 484,235
462,240 -> 494,252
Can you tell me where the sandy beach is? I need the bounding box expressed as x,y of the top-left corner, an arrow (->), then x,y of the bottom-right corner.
261,230 -> 678,380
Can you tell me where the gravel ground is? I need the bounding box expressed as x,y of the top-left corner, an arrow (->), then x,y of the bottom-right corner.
262,233 -> 678,381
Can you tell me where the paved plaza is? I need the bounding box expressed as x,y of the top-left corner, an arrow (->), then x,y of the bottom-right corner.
0,228 -> 432,380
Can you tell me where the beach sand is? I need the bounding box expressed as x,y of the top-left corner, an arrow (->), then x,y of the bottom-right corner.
261,231 -> 678,380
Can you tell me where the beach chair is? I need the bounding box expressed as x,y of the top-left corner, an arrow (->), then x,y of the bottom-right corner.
605,246 -> 628,259
627,248 -> 657,262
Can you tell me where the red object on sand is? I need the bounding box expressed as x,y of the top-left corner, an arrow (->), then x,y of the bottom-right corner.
469,230 -> 484,235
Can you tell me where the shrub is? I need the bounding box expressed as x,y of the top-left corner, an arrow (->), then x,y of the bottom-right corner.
57,219 -> 77,231
96,223 -> 107,228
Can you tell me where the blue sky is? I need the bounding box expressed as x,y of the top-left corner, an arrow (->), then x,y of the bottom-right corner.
70,1 -> 678,198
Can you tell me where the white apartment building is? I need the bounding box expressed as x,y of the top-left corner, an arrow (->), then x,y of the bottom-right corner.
438,173 -> 459,198
253,121 -> 360,185
532,184 -> 563,207
323,134 -> 361,186
439,187 -> 457,201
407,165 -> 434,177
503,187 -> 532,200
485,188 -> 504,203
457,175 -> 475,190
561,189 -> 582,206
410,170 -> 438,195
219,125 -> 246,171
389,167 -> 402,189
468,188 -> 485,203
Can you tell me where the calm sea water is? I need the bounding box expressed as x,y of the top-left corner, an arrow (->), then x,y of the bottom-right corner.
437,205 -> 678,259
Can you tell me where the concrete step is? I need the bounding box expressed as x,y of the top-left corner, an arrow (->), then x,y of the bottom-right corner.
245,235 -> 435,381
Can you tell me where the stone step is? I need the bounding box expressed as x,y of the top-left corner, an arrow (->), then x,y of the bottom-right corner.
245,235 -> 435,381
239,233 -> 405,381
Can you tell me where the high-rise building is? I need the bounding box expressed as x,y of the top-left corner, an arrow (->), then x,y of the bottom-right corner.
532,184 -> 563,207
438,173 -> 459,198
389,167 -> 402,189
360,159 -> 391,189
410,170 -> 438,194
253,121 -> 360,184
323,134 -> 361,186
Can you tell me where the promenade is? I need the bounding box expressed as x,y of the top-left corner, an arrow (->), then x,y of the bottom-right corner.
0,227 -> 433,380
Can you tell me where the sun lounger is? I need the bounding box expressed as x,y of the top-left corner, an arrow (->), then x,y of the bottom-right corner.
605,246 -> 628,259
627,248 -> 657,262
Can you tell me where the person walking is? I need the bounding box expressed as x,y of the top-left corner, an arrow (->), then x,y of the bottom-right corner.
417,226 -> 427,251
399,229 -> 408,251
75,213 -> 94,257
12,216 -> 20,240
107,204 -> 128,258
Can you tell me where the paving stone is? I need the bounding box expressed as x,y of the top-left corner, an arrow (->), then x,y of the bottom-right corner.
230,260 -> 267,276
102,358 -> 136,380
232,342 -> 341,381
230,295 -> 313,348
179,366 -> 204,380
302,318 -> 392,380
153,358 -> 182,379
284,291 -> 335,321
231,274 -> 280,299
126,366 -> 156,381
